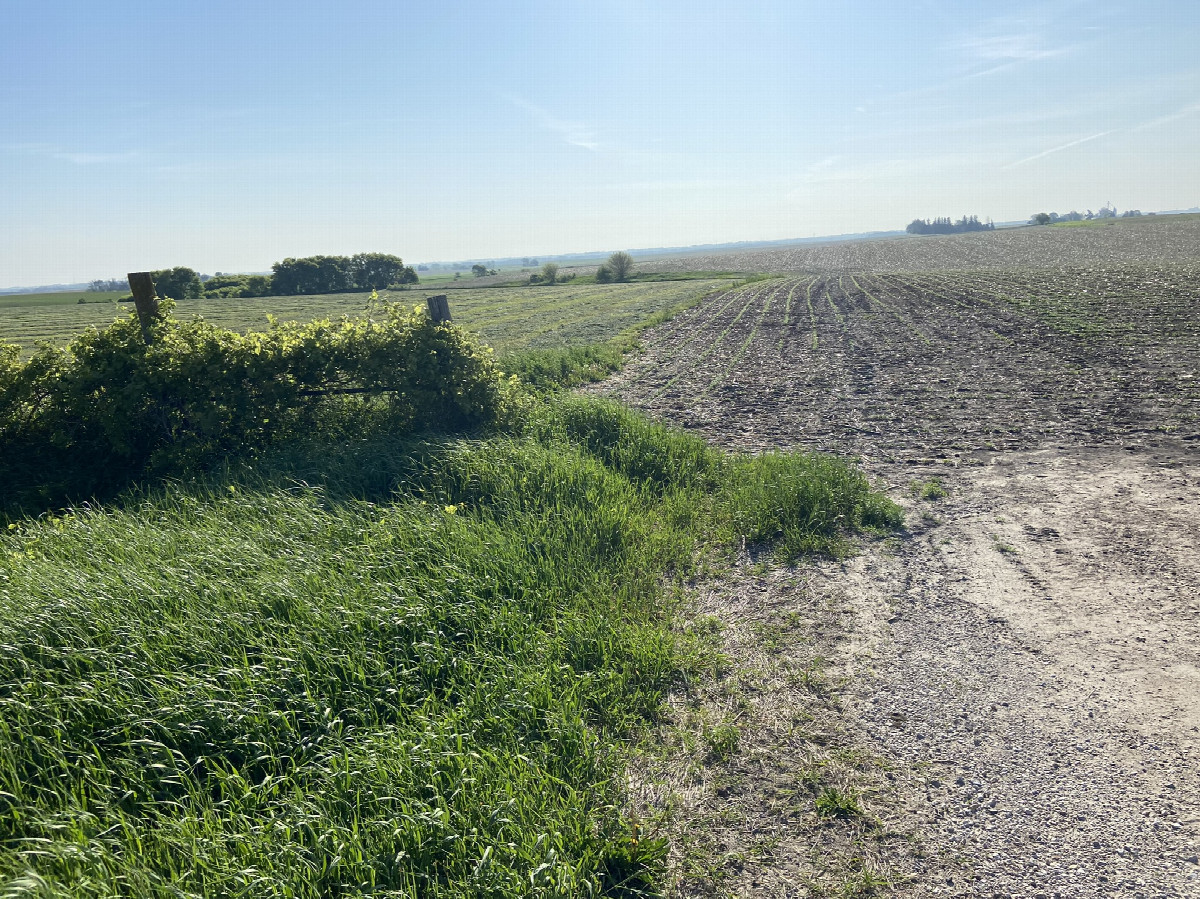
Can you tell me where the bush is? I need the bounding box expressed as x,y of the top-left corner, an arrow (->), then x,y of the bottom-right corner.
607,251 -> 634,282
0,302 -> 515,513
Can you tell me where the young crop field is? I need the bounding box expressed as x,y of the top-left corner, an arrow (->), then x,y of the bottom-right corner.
0,280 -> 731,357
600,266 -> 1200,461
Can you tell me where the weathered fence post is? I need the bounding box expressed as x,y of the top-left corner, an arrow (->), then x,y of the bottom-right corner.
426,294 -> 452,324
127,272 -> 160,343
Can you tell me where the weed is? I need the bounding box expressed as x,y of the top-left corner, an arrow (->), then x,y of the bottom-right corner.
704,723 -> 742,762
815,788 -> 865,819
912,478 -> 949,500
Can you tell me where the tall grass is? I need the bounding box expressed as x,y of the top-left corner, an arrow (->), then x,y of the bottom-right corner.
0,396 -> 898,897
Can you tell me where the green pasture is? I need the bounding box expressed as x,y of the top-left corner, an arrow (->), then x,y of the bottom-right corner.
0,289 -> 127,309
0,279 -> 730,358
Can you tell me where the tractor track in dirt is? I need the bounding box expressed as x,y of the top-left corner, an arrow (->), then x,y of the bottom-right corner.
596,263 -> 1200,897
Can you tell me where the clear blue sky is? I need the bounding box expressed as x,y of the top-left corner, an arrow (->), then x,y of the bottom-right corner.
2,0 -> 1198,286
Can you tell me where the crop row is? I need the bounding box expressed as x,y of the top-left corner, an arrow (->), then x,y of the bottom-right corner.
603,266 -> 1200,460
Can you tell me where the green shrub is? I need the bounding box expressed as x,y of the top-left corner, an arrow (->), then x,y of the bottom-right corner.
0,303 -> 515,514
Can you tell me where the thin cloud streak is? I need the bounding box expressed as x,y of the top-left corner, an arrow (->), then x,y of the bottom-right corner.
505,95 -> 600,151
52,151 -> 138,165
1001,130 -> 1115,169
1131,102 -> 1200,132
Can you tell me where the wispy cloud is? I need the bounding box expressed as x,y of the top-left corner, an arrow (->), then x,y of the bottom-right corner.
1002,130 -> 1114,169
953,20 -> 1074,78
52,151 -> 138,165
1131,102 -> 1200,132
2,142 -> 138,165
958,32 -> 1070,63
506,95 -> 599,151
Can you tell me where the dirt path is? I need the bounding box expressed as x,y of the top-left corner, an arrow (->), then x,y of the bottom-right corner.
842,446 -> 1200,897
598,268 -> 1200,896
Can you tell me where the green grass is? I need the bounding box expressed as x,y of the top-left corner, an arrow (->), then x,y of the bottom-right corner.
0,290 -> 127,309
0,280 -> 730,360
0,394 -> 900,897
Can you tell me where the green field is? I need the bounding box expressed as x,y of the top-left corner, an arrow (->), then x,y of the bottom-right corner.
0,280 -> 732,357
0,289 -> 127,309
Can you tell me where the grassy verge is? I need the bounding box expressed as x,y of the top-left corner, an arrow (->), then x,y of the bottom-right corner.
496,280 -> 737,391
0,395 -> 899,897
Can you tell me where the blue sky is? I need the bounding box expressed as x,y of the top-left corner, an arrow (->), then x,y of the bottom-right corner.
2,0 -> 1198,286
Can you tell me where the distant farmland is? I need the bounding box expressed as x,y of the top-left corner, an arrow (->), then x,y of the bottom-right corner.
0,279 -> 733,357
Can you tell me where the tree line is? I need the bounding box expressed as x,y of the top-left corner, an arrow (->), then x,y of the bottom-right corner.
905,216 -> 994,235
1029,205 -> 1141,225
114,254 -> 420,302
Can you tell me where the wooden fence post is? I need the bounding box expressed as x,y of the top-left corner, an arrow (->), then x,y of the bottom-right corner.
127,272 -> 160,342
426,294 -> 452,324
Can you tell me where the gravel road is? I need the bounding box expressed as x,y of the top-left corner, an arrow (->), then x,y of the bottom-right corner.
841,444 -> 1200,898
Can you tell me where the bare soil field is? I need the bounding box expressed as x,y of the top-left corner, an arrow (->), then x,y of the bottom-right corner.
598,249 -> 1200,895
649,215 -> 1200,275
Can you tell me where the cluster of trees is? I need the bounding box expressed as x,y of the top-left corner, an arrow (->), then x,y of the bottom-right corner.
1029,205 -> 1141,225
905,216 -> 994,235
116,254 -> 420,302
203,274 -> 273,298
88,279 -> 127,292
471,264 -> 498,278
270,253 -> 417,295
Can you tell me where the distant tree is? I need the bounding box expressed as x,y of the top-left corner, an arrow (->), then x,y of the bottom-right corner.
1030,212 -> 1052,226
151,267 -> 204,300
271,256 -> 354,295
88,278 -> 125,292
204,273 -> 275,299
540,262 -> 559,285
351,253 -> 407,290
595,263 -> 614,283
907,215 -> 994,235
607,251 -> 634,282
471,264 -> 488,278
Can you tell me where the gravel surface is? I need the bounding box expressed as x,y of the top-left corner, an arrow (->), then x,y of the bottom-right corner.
840,446 -> 1200,898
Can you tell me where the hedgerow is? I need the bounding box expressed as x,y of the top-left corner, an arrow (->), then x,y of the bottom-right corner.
0,301 -> 516,514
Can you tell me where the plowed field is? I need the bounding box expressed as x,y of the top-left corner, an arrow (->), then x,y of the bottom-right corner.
600,267 -> 1200,461
599,260 -> 1200,896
